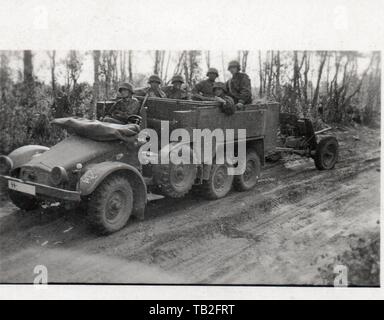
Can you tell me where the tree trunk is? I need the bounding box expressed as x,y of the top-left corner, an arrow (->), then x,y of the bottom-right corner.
0,52 -> 9,102
23,50 -> 34,86
206,51 -> 210,69
128,51 -> 133,82
275,51 -> 281,100
312,52 -> 327,113
163,51 -> 171,84
48,50 -> 56,98
258,51 -> 263,98
154,50 -> 162,75
92,50 -> 101,119
221,51 -> 226,82
241,51 -> 249,72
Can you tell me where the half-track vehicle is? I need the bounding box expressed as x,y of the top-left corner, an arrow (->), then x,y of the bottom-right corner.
0,97 -> 338,234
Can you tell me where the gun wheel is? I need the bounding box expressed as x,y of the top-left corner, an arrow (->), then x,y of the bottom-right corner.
86,174 -> 133,234
314,136 -> 339,170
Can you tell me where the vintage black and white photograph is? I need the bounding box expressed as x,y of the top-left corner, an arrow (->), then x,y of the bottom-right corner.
0,0 -> 382,299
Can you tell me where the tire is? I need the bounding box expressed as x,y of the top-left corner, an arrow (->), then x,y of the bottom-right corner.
200,163 -> 234,199
86,175 -> 133,234
153,144 -> 197,198
9,190 -> 39,211
153,163 -> 197,198
233,150 -> 261,191
314,136 -> 339,170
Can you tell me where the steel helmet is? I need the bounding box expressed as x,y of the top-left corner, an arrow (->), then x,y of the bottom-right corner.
206,67 -> 219,77
171,75 -> 184,84
118,82 -> 134,93
148,74 -> 162,84
227,60 -> 241,70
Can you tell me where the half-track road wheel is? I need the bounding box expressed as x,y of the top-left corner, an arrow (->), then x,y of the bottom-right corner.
233,150 -> 261,191
201,163 -> 234,199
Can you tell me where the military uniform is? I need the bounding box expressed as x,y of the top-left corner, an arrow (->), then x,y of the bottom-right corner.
163,86 -> 188,99
108,97 -> 140,124
192,67 -> 219,100
103,82 -> 140,124
213,82 -> 235,115
226,61 -> 252,105
135,74 -> 167,98
135,87 -> 167,98
192,79 -> 216,100
163,75 -> 188,99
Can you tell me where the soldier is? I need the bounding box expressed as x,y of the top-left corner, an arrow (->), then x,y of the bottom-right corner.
135,74 -> 167,98
103,82 -> 141,124
212,82 -> 235,115
163,75 -> 188,99
226,60 -> 252,109
192,67 -> 219,101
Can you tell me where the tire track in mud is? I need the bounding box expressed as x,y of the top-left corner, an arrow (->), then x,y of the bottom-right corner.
122,154 -> 379,277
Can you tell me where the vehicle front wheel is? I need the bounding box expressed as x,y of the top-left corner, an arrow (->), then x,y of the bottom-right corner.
86,175 -> 133,234
9,190 -> 39,211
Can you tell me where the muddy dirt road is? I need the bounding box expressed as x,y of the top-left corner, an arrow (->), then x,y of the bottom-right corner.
0,126 -> 380,285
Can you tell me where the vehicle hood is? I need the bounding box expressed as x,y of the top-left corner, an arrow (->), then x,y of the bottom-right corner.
26,135 -> 122,170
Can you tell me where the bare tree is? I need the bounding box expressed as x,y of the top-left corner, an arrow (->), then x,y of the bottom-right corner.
0,52 -> 10,102
154,50 -> 162,75
275,51 -> 281,100
221,51 -> 227,81
23,50 -> 34,86
241,50 -> 249,72
205,51 -> 211,69
163,51 -> 172,83
47,50 -> 56,97
128,50 -> 133,82
258,51 -> 263,97
312,51 -> 327,112
92,50 -> 101,119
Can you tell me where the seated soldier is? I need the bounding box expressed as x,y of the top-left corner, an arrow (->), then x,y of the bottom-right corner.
191,67 -> 219,101
102,82 -> 140,125
135,74 -> 167,98
226,60 -> 252,109
163,75 -> 188,99
213,82 -> 235,115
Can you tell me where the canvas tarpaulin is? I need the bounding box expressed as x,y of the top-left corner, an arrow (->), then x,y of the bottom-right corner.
51,117 -> 140,142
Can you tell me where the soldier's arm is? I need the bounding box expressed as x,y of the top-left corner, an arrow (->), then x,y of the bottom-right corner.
238,75 -> 252,104
112,100 -> 139,123
191,82 -> 205,100
221,96 -> 236,115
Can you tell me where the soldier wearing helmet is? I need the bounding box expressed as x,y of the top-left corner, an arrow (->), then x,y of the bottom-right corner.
103,82 -> 141,124
213,82 -> 235,115
135,74 -> 166,98
192,67 -> 219,101
226,60 -> 252,109
163,75 -> 188,100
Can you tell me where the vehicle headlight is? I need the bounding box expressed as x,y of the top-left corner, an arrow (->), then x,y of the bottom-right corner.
0,156 -> 13,175
50,166 -> 68,185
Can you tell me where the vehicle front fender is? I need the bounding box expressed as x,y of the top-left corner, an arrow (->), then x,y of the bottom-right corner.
80,161 -> 147,219
8,145 -> 50,170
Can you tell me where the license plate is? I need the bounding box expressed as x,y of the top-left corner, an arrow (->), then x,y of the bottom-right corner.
8,181 -> 36,196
